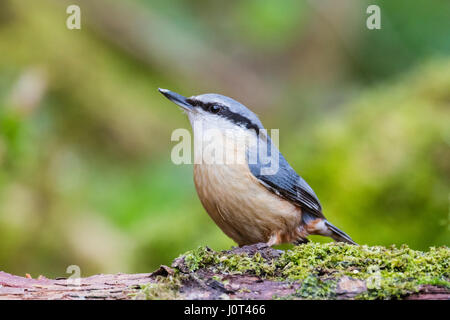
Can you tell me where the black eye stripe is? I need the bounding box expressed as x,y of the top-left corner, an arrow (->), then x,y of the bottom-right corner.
220,109 -> 260,133
186,98 -> 202,107
186,99 -> 224,112
186,99 -> 260,134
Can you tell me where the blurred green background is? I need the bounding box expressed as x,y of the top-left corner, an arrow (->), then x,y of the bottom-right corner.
0,0 -> 449,277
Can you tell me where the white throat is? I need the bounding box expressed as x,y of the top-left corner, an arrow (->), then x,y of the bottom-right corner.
187,111 -> 258,165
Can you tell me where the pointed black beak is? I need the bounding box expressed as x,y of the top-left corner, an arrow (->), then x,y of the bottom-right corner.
158,88 -> 193,111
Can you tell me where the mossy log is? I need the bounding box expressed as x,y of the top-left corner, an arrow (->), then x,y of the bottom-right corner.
0,243 -> 448,300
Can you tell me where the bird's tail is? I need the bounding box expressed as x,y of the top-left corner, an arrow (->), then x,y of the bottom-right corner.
325,220 -> 358,245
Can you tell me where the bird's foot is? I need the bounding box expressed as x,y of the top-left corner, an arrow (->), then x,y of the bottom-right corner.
266,232 -> 283,247
293,237 -> 309,245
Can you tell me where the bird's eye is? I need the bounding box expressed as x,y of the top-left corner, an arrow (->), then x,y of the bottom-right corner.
209,105 -> 221,114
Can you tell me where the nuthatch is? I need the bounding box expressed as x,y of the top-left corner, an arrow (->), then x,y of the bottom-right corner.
159,88 -> 356,246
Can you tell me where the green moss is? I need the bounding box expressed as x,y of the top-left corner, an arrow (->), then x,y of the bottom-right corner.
133,275 -> 184,300
181,246 -> 277,276
176,243 -> 449,299
182,246 -> 218,272
296,275 -> 337,299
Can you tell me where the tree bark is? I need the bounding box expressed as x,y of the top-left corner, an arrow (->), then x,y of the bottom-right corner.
0,244 -> 448,300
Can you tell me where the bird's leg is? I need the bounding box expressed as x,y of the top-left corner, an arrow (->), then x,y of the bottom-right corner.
293,224 -> 310,245
266,232 -> 282,247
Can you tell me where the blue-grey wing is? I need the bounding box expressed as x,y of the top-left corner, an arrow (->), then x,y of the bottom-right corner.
247,138 -> 325,219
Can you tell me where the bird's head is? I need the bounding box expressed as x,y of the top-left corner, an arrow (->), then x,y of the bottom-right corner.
158,88 -> 263,134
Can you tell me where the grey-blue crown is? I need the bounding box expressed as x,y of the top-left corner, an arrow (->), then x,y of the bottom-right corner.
189,93 -> 264,132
